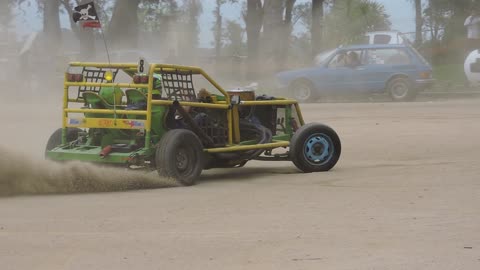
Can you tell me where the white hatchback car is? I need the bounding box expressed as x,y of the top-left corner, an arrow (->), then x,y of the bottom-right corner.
364,31 -> 412,45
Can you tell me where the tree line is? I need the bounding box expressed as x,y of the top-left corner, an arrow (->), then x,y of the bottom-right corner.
413,0 -> 480,64
4,1 -> 393,76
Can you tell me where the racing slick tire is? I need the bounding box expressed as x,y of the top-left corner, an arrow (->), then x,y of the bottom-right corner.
290,123 -> 341,172
155,129 -> 204,186
290,79 -> 317,103
45,128 -> 82,158
387,77 -> 417,102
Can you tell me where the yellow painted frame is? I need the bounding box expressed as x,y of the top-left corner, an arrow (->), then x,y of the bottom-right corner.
62,62 -> 305,153
66,117 -> 146,129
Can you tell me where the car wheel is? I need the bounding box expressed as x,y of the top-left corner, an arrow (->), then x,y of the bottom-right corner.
388,77 -> 417,102
155,129 -> 204,186
290,123 -> 341,172
291,80 -> 317,103
45,128 -> 81,158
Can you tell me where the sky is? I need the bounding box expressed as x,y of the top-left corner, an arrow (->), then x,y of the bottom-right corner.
13,0 -> 415,47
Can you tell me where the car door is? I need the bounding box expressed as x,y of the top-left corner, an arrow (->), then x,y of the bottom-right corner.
360,48 -> 416,93
343,49 -> 372,92
323,49 -> 366,93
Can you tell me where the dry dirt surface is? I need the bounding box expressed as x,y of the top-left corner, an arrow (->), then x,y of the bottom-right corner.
1,98 -> 480,270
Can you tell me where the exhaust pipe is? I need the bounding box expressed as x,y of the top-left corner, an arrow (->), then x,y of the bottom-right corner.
99,145 -> 112,158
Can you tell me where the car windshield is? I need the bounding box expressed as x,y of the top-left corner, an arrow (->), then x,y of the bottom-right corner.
314,49 -> 337,66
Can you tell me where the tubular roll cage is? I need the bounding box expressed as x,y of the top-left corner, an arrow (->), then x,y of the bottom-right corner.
63,62 -> 306,153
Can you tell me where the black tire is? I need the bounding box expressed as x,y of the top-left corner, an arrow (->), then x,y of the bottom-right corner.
387,77 -> 417,102
155,129 -> 204,186
45,128 -> 81,158
290,123 -> 341,172
290,80 -> 317,103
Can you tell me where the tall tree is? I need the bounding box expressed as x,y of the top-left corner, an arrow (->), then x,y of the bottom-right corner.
43,0 -> 62,52
414,0 -> 423,45
61,0 -> 100,59
179,0 -> 202,60
244,0 -> 263,79
278,0 -> 296,69
213,0 -> 225,57
0,0 -> 14,66
138,0 -> 178,33
108,0 -> 141,50
0,1 -> 12,32
311,0 -> 325,56
138,0 -> 179,56
423,0 -> 449,42
223,19 -> 245,55
323,0 -> 390,48
262,0 -> 284,72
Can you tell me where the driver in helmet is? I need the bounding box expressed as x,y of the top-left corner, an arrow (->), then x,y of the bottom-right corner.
138,73 -> 163,100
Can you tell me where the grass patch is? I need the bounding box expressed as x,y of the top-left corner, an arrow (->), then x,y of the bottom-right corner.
433,64 -> 466,85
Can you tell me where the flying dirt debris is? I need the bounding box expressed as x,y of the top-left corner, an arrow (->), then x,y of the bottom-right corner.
0,146 -> 177,197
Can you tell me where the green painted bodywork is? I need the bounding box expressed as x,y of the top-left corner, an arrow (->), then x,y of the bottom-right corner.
48,63 -> 301,166
46,145 -> 152,164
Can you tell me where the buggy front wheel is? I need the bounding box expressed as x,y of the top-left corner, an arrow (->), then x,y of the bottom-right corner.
155,129 -> 204,186
290,123 -> 341,172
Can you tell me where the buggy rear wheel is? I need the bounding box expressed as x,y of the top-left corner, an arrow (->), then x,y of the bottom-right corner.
45,128 -> 81,159
290,123 -> 341,172
155,129 -> 204,186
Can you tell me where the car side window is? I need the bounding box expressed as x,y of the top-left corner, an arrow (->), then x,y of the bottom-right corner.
328,50 -> 364,68
366,48 -> 411,65
328,52 -> 348,68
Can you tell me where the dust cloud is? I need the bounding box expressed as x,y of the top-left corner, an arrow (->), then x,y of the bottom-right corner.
0,145 -> 177,197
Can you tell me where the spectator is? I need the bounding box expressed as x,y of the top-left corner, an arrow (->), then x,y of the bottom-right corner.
464,10 -> 480,54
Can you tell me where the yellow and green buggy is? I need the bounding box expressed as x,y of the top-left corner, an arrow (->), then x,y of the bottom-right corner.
45,61 -> 341,185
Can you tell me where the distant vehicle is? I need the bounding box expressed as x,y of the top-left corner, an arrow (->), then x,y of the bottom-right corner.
364,31 -> 411,45
313,31 -> 412,66
277,44 -> 434,102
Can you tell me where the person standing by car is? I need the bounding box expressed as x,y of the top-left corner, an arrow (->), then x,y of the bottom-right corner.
464,9 -> 480,54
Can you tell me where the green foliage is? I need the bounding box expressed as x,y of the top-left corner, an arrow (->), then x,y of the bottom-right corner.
423,0 -> 451,41
433,64 -> 466,85
138,0 -> 179,32
179,0 -> 202,50
420,0 -> 480,64
222,19 -> 245,55
323,0 -> 391,47
0,1 -> 13,30
294,0 -> 390,50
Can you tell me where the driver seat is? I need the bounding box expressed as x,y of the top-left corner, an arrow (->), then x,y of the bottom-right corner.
125,89 -> 147,110
82,91 -> 123,118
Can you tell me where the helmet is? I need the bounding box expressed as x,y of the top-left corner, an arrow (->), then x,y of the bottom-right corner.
152,73 -> 162,96
139,73 -> 162,96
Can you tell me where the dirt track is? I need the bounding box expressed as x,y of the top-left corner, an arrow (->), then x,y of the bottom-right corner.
1,99 -> 480,269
